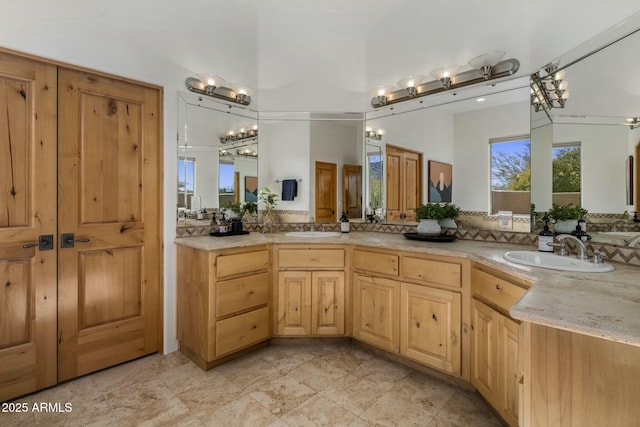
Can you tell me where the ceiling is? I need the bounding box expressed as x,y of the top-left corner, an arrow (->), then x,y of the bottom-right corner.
1,1 -> 640,112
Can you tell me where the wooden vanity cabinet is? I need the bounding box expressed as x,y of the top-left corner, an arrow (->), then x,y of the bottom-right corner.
353,248 -> 465,377
276,247 -> 346,336
471,265 -> 530,427
177,245 -> 271,370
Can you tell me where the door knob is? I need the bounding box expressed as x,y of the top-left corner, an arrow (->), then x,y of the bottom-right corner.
22,235 -> 54,251
60,233 -> 90,248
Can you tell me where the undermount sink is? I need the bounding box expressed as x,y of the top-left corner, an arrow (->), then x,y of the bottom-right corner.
503,251 -> 614,273
285,231 -> 341,238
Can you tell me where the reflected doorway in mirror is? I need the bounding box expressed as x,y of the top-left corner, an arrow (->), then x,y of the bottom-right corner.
428,160 -> 452,202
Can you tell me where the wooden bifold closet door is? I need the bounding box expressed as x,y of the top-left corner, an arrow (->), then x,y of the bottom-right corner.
0,51 -> 162,400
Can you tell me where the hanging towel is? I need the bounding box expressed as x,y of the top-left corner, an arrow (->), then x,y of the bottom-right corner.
281,179 -> 298,201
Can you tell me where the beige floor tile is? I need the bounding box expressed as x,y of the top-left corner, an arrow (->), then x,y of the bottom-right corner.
91,353 -> 162,394
432,390 -> 504,427
359,392 -> 435,427
176,372 -> 244,417
250,375 -> 316,416
320,373 -> 388,415
352,357 -> 410,390
201,395 -> 279,427
289,354 -> 351,392
279,394 -> 358,427
389,371 -> 457,416
32,396 -> 117,427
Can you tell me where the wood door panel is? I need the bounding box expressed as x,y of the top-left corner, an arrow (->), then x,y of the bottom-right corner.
312,271 -> 345,335
58,68 -> 161,382
343,164 -> 362,219
315,161 -> 337,223
79,247 -> 143,328
79,93 -> 142,224
277,271 -> 311,335
0,54 -> 57,400
0,77 -> 31,227
0,259 -> 31,349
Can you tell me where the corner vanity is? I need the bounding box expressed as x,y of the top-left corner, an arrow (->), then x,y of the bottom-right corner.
175,232 -> 640,427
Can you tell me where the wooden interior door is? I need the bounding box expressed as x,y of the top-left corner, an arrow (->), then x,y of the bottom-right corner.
57,68 -> 162,381
403,150 -> 421,221
315,161 -> 337,223
386,147 -> 402,222
343,164 -> 362,219
0,53 -> 58,401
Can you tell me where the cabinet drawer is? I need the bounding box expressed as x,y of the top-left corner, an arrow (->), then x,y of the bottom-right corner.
215,307 -> 270,357
216,250 -> 269,278
217,272 -> 270,317
279,248 -> 344,268
353,249 -> 399,276
472,269 -> 526,312
402,256 -> 461,288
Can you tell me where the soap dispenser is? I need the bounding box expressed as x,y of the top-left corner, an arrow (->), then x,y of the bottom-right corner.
538,216 -> 554,252
340,212 -> 350,233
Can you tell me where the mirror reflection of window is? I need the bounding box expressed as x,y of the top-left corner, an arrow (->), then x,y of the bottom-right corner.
219,162 -> 235,207
178,157 -> 195,208
490,136 -> 531,214
365,143 -> 384,219
552,142 -> 581,206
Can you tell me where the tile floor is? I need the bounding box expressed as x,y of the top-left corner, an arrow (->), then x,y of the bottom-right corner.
4,343 -> 504,426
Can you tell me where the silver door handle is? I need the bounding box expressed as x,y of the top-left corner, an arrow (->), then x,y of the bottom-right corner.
61,233 -> 90,248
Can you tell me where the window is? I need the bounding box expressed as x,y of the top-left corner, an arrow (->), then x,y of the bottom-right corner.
552,142 -> 581,206
366,145 -> 383,214
490,136 -> 531,214
177,158 -> 195,208
219,162 -> 235,195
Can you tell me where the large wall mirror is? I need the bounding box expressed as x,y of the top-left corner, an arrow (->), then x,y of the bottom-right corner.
531,25 -> 640,245
177,91 -> 258,220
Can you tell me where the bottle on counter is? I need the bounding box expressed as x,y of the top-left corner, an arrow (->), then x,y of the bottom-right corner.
538,216 -> 554,252
340,212 -> 350,233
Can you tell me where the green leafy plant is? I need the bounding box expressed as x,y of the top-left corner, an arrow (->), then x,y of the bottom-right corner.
224,201 -> 242,215
547,203 -> 588,221
415,203 -> 460,221
242,201 -> 257,215
258,187 -> 279,211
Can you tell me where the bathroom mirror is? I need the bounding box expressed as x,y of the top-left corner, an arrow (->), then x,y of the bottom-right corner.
177,91 -> 258,216
365,80 -> 531,224
530,24 -> 640,245
258,112 -> 364,222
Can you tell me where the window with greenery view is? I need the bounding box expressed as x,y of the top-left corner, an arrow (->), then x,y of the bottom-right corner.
490,137 -> 531,214
367,152 -> 383,212
552,142 -> 581,206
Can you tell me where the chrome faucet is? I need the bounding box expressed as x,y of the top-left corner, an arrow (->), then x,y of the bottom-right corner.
556,234 -> 589,260
309,217 -> 315,232
626,235 -> 640,247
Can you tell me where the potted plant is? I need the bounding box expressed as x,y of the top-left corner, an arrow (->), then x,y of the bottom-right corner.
416,203 -> 460,236
241,201 -> 258,223
439,203 -> 461,229
547,203 -> 588,234
258,187 -> 279,230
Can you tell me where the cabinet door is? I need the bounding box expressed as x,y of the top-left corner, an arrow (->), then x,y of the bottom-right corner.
471,298 -> 499,406
57,68 -> 161,381
0,54 -> 58,401
277,271 -> 312,335
354,274 -> 399,353
311,271 -> 345,335
400,283 -> 461,375
498,316 -> 520,427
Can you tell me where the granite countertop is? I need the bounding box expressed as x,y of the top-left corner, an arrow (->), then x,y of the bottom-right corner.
175,232 -> 640,347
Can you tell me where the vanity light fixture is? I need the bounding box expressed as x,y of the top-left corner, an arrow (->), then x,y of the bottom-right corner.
468,51 -> 506,80
236,148 -> 258,157
429,66 -> 462,89
530,62 -> 570,112
370,54 -> 519,108
628,117 -> 640,129
219,125 -> 258,144
397,75 -> 425,97
365,127 -> 385,140
186,75 -> 252,106
370,85 -> 395,106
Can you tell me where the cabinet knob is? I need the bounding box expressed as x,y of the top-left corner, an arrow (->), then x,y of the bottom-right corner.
495,284 -> 502,290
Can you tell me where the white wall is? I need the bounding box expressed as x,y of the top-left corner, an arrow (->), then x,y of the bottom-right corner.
554,124 -> 629,213
453,101 -> 530,212
531,124 -> 554,211
259,117 -> 311,211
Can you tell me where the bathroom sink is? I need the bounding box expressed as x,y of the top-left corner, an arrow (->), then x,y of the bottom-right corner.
503,251 -> 614,273
285,231 -> 341,238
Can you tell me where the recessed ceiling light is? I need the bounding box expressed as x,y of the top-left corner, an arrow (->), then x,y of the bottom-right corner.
477,97 -> 486,102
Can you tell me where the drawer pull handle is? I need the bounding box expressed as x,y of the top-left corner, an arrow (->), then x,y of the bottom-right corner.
495,284 -> 502,290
